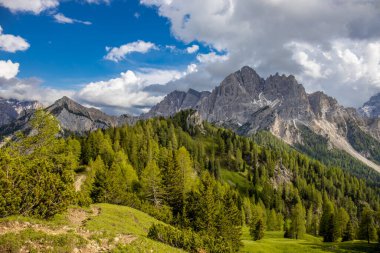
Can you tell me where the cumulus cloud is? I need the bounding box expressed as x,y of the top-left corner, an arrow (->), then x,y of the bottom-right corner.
141,0 -> 380,107
0,0 -> 109,14
0,0 -> 59,14
0,60 -> 19,79
287,40 -> 380,106
53,13 -> 92,25
105,40 -> 158,62
76,65 -> 198,114
186,44 -> 199,54
196,52 -> 228,63
0,26 -> 30,53
0,76 -> 75,106
0,58 -> 197,114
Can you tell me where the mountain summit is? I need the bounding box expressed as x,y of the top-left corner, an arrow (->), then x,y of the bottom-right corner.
146,66 -> 380,173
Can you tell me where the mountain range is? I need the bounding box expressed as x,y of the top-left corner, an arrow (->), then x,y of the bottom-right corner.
2,66 -> 380,174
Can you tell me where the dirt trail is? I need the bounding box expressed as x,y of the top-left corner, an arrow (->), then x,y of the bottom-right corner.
74,174 -> 87,192
0,206 -> 137,252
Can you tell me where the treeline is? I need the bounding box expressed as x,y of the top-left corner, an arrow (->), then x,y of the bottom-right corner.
1,110 -> 380,252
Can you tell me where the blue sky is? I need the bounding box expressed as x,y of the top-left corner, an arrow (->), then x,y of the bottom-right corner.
0,0 -> 202,89
0,0 -> 380,115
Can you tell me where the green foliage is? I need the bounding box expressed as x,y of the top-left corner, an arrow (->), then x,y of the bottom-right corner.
3,109 -> 380,251
342,220 -> 355,242
148,223 -> 235,253
347,121 -> 380,164
320,196 -> 337,242
294,125 -> 380,188
0,229 -> 86,253
242,229 -> 380,253
0,110 -> 77,218
141,160 -> 165,207
250,218 -> 265,241
288,202 -> 306,239
359,206 -> 378,243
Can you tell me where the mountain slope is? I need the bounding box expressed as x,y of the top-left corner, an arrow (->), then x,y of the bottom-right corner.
0,204 -> 184,252
146,66 -> 380,173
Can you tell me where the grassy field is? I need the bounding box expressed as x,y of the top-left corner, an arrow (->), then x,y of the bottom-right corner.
0,204 -> 184,253
86,203 -> 185,252
1,204 -> 379,253
220,168 -> 251,193
241,227 -> 380,253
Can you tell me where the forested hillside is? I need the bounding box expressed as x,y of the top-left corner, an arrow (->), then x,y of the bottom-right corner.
1,110 -> 380,252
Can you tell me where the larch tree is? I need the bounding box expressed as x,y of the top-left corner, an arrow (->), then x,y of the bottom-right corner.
141,160 -> 164,207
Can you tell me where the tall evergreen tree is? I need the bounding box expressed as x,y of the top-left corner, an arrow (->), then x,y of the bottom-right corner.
289,202 -> 306,239
359,207 -> 377,244
141,160 -> 164,207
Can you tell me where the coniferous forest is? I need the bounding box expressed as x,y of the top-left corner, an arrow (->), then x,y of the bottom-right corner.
1,110 -> 380,252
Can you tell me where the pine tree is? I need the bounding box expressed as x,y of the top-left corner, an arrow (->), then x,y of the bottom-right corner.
359,207 -> 377,244
250,218 -> 265,241
141,160 -> 164,207
0,110 -> 76,218
342,220 -> 355,242
267,209 -> 278,231
289,202 -> 306,239
320,196 -> 334,240
335,207 -> 349,239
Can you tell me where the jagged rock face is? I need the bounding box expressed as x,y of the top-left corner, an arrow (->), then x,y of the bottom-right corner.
143,89 -> 210,119
149,66 -> 316,135
359,93 -> 380,118
0,96 -> 136,136
0,98 -> 42,127
146,66 -> 380,173
46,96 -> 119,133
46,96 -> 136,134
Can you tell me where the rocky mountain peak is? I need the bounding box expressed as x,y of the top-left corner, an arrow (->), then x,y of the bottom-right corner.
0,98 -> 43,127
359,92 -> 380,118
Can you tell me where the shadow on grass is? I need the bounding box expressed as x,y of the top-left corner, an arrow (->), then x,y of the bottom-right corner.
300,241 -> 380,253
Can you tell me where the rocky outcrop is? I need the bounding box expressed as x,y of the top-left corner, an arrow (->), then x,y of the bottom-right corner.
143,89 -> 210,119
0,98 -> 42,127
359,93 -> 380,118
45,96 -> 136,134
0,96 -> 137,136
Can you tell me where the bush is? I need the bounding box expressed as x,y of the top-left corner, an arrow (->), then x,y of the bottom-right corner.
140,203 -> 173,224
148,223 -> 235,253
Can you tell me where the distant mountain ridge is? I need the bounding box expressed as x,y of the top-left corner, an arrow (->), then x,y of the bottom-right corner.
2,66 -> 380,174
0,96 -> 137,136
0,97 -> 42,127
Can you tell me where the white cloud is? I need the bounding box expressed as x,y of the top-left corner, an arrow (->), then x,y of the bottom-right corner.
0,0 -> 109,14
105,40 -> 158,62
0,0 -> 59,14
286,40 -> 380,106
0,60 -> 19,79
186,44 -> 199,54
53,13 -> 92,25
196,52 -> 228,63
76,65 -> 197,114
0,62 -> 74,105
77,70 -> 164,113
141,0 -> 380,107
0,58 -> 197,114
0,26 -> 30,53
